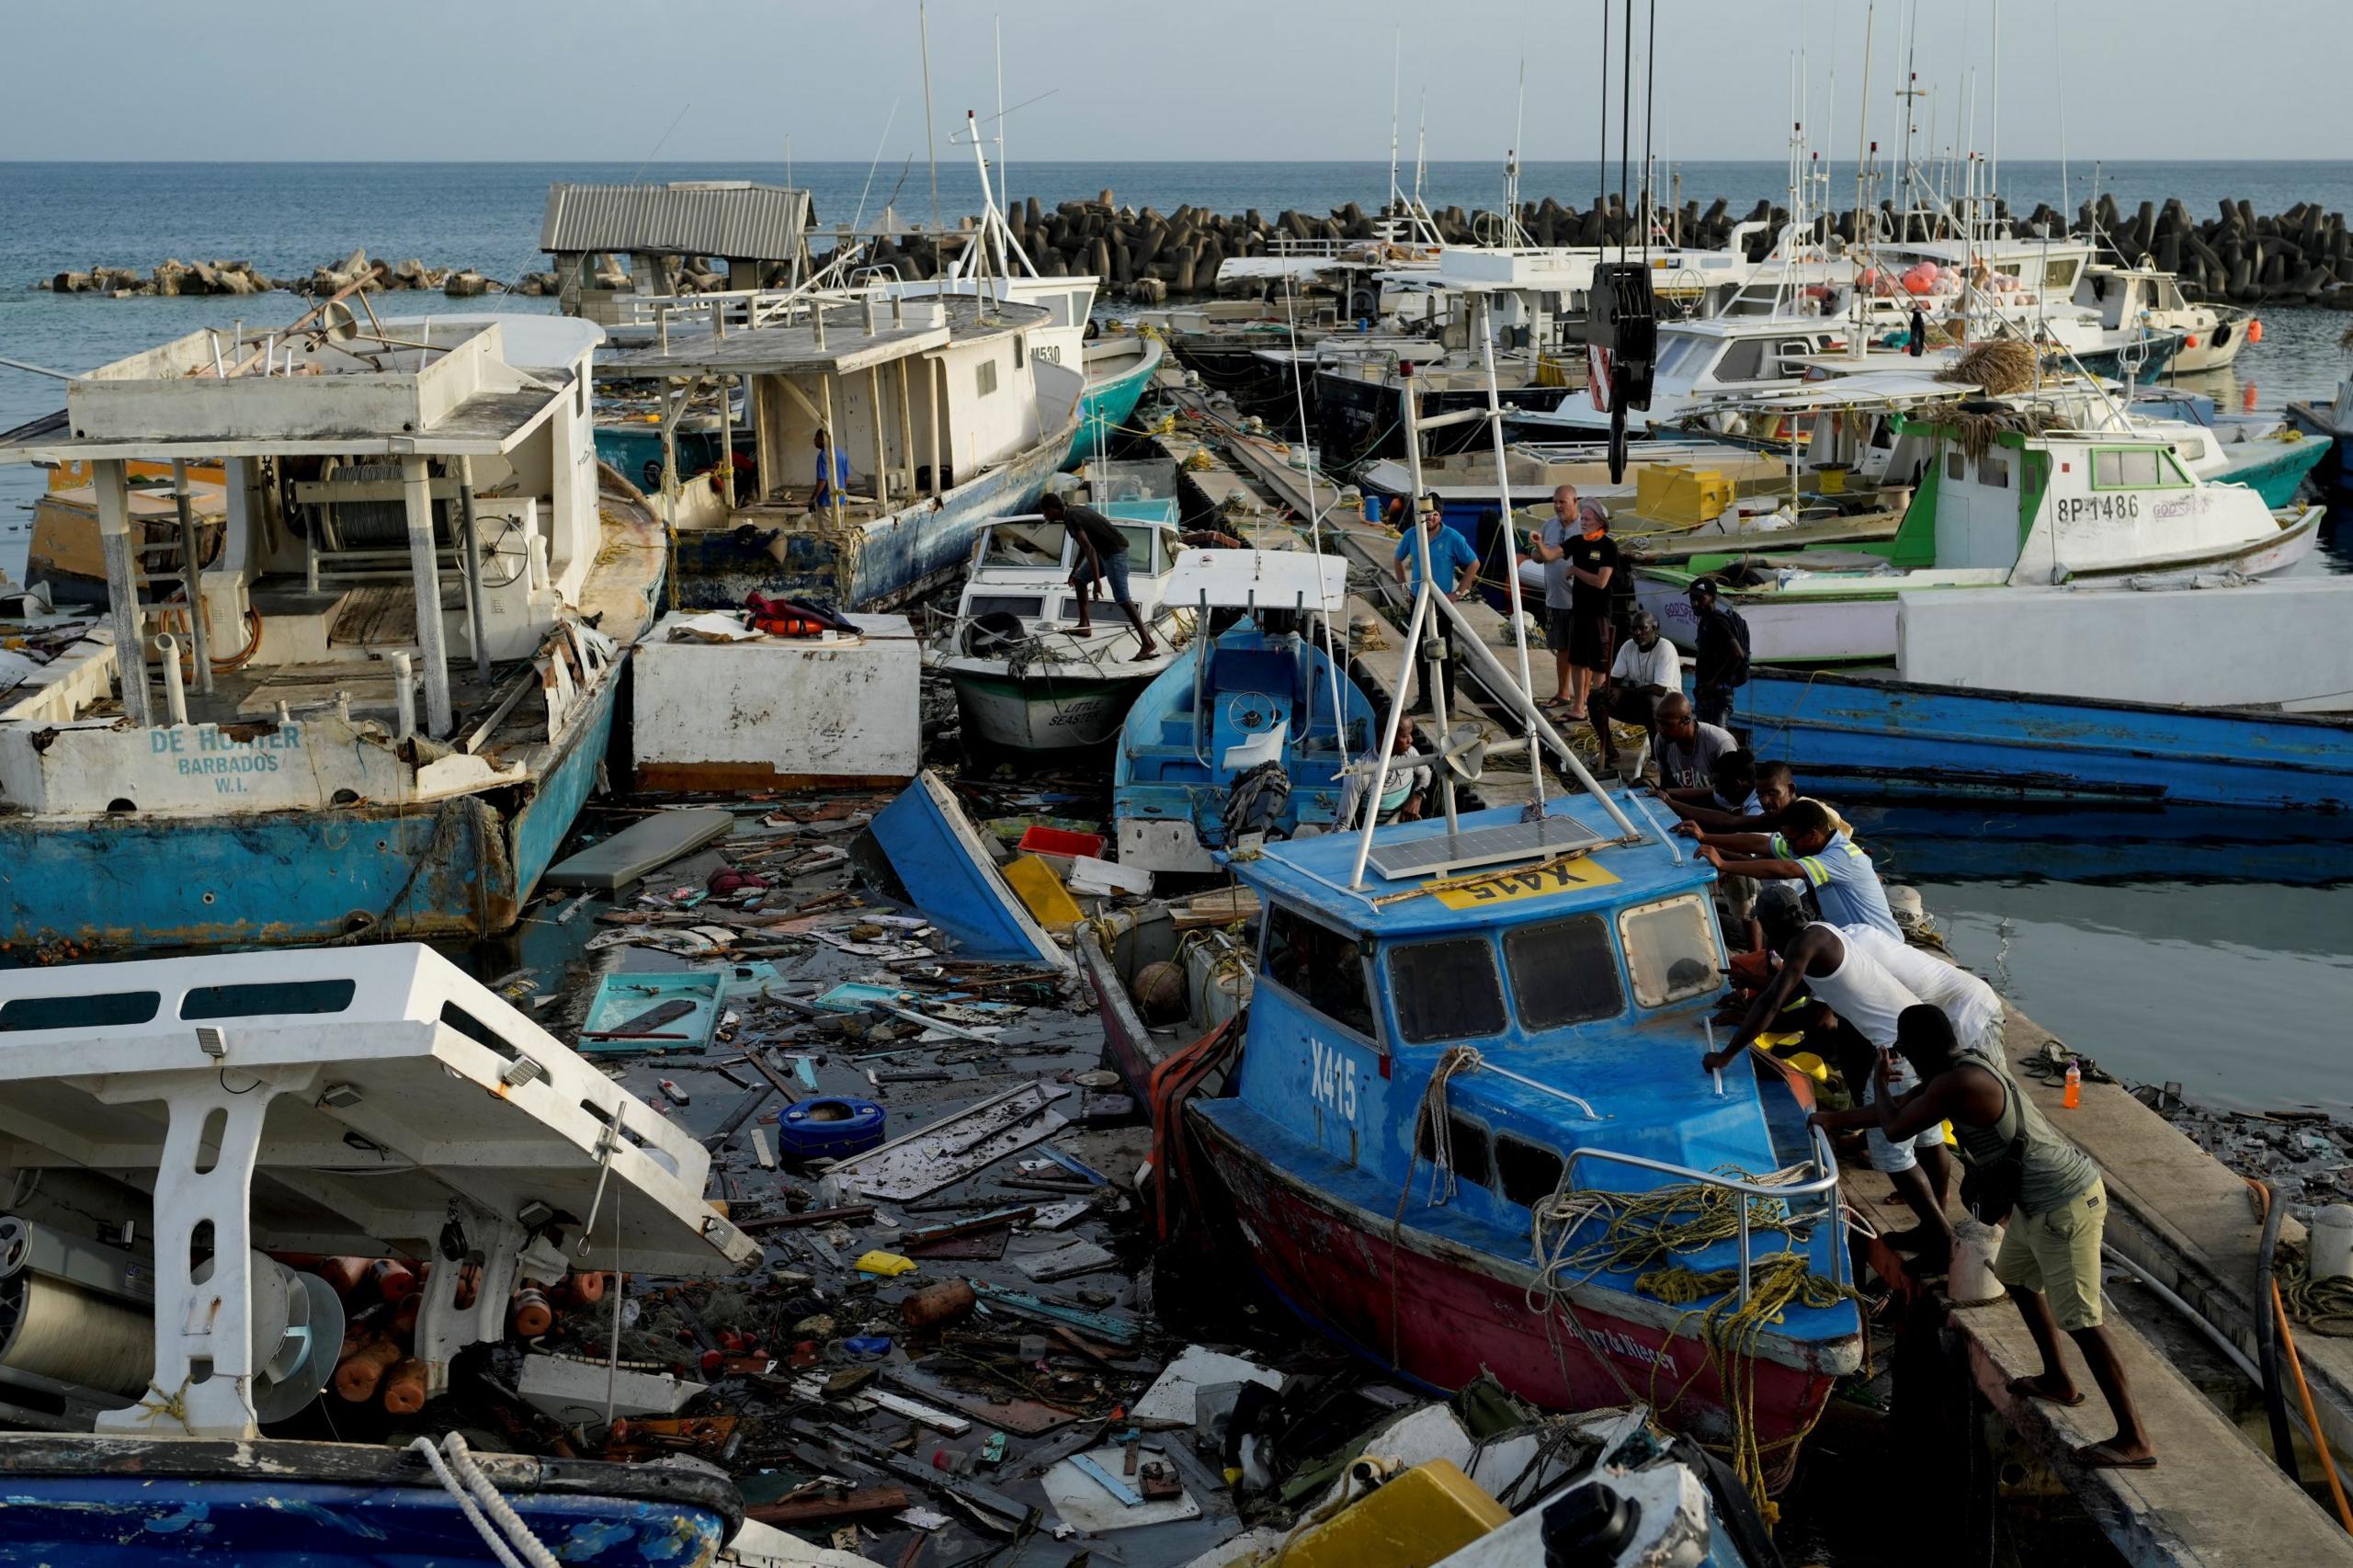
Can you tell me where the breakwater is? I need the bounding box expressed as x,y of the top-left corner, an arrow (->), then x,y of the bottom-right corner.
30,189 -> 2351,307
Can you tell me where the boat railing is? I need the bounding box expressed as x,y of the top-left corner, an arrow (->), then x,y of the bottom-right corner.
1558,1124 -> 1842,1306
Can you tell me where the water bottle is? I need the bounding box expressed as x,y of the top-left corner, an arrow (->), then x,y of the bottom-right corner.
2063,1059 -> 2082,1109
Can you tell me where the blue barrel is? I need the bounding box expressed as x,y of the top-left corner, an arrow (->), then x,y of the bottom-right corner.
1362,495 -> 1382,523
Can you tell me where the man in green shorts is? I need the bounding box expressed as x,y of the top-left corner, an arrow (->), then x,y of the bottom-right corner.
1878,1006 -> 2154,1470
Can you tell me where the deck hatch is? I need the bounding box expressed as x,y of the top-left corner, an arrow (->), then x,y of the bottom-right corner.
1366,816 -> 1607,881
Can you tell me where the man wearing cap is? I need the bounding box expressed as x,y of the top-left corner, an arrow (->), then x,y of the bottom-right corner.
1688,577 -> 1751,731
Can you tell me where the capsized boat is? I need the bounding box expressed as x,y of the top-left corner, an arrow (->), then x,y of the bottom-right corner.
0,944 -> 767,1563
0,312 -> 665,952
930,460 -> 1196,755
1111,549 -> 1372,874
1638,412 -> 2326,664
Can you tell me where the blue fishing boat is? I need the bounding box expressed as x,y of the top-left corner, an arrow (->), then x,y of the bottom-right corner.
1153,784 -> 1859,1493
870,770 -> 1075,971
1072,332 -> 1165,466
2282,372 -> 2353,497
0,313 -> 665,953
0,1436 -> 742,1566
1112,550 -> 1373,875
1738,667 -> 2353,812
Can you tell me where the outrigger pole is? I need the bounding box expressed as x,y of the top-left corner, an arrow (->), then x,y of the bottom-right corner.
1347,313 -> 1646,890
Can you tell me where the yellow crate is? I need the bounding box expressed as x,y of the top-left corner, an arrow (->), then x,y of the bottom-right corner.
1000,853 -> 1084,931
1635,464 -> 1733,524
1279,1460 -> 1509,1568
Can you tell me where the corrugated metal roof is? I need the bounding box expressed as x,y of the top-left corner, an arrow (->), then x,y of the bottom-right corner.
540,182 -> 814,261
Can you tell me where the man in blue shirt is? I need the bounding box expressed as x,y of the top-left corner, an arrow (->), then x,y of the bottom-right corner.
812,427 -> 852,508
1689,798 -> 1901,939
1392,496 -> 1482,600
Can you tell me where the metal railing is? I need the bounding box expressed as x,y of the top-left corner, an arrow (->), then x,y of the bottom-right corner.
1558,1124 -> 1843,1305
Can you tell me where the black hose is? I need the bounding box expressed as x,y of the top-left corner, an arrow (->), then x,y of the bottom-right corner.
2255,1177 -> 2305,1483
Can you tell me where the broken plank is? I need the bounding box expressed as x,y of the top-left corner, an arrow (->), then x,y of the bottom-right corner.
746,1487 -> 914,1526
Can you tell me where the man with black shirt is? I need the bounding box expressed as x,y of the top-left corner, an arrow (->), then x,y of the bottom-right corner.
1040,493 -> 1160,657
1687,577 -> 1751,731
1562,502 -> 1620,722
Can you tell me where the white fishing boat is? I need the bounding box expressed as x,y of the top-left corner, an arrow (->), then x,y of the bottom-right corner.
1639,415 -> 2325,664
0,312 -> 664,951
930,461 -> 1195,755
2073,261 -> 2254,375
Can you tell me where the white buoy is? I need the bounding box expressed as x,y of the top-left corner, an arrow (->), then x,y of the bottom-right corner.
1948,1219 -> 2006,1306
2312,1203 -> 2353,1283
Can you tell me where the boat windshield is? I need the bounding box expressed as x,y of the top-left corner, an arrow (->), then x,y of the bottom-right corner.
1385,936 -> 1507,1044
1502,915 -> 1625,1029
1615,894 -> 1721,1007
983,522 -> 1068,566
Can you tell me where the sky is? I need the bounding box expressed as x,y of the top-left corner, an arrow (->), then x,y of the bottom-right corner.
0,1 -> 2345,165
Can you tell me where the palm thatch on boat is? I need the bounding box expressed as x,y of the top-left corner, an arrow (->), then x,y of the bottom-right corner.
1938,337 -> 2041,398
1914,399 -> 2068,461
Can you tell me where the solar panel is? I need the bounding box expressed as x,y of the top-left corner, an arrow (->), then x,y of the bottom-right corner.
1366,815 -> 1608,881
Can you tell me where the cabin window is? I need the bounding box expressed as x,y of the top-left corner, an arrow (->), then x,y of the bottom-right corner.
183,979 -> 357,1019
1015,335 -> 1027,362
1415,1108 -> 1494,1189
1503,915 -> 1625,1029
977,359 -> 1000,398
982,522 -> 1065,565
1385,937 -> 1508,1044
2092,448 -> 2168,489
1616,894 -> 1722,1008
0,990 -> 162,1032
969,594 -> 1044,619
1945,450 -> 1966,483
1265,904 -> 1377,1040
1495,1134 -> 1567,1208
1711,337 -> 1768,382
1654,336 -> 1710,381
1979,454 -> 2009,489
2044,257 -> 2081,290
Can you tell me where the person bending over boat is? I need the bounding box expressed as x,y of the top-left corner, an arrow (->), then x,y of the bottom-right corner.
1702,913 -> 1955,1258
1040,494 -> 1160,657
1881,1006 -> 2155,1470
1651,693 -> 1738,793
1685,798 -> 1901,940
1586,608 -> 1679,770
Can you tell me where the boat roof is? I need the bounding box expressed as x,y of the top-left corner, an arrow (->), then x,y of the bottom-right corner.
0,318 -> 576,464
540,179 -> 813,260
1162,548 -> 1347,612
1236,790 -> 1705,937
596,293 -> 1045,380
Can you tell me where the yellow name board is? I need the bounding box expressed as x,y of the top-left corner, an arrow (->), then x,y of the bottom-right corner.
1431,857 -> 1621,910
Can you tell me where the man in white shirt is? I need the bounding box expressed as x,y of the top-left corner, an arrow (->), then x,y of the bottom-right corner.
1587,610 -> 1678,771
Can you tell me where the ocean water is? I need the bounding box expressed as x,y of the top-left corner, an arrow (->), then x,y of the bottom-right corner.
1,160 -> 2347,1109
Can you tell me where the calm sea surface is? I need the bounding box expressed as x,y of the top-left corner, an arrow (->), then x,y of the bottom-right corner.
1,160 -> 2347,1110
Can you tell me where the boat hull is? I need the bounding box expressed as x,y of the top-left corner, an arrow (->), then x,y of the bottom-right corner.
2280,402 -> 2353,495
1739,670 -> 2353,810
0,662 -> 620,952
669,412 -> 1077,610
1071,336 -> 1165,467
1191,1107 -> 1848,1483
951,666 -> 1154,752
0,1435 -> 735,1568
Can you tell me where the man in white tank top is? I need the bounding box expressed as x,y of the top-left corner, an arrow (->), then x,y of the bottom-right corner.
1704,916 -> 1955,1256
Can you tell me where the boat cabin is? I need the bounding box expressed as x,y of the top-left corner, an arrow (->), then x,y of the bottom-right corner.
1886,415 -> 2309,582
592,291 -> 1083,607
960,511 -> 1178,630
